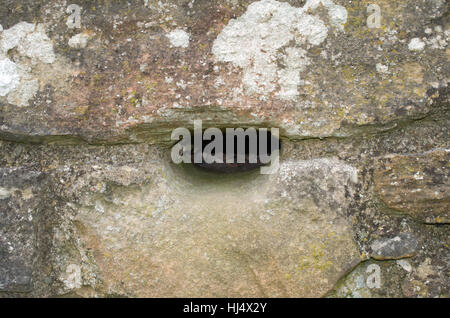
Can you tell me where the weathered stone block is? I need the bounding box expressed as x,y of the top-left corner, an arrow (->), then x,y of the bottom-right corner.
0,168 -> 42,292
68,157 -> 361,297
374,150 -> 449,223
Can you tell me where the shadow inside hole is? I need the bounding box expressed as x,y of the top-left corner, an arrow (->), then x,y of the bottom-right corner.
189,129 -> 281,174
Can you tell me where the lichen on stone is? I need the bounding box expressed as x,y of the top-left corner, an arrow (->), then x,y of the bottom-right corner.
212,0 -> 347,101
0,22 -> 61,107
68,33 -> 90,49
0,58 -> 20,97
166,29 -> 190,48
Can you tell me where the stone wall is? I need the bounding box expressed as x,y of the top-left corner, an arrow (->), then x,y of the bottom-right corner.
0,0 -> 448,297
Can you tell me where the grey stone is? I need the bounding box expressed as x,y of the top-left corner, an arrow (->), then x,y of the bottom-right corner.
0,168 -> 42,292
370,233 -> 419,260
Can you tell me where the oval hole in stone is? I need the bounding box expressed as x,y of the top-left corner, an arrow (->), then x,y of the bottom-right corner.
191,128 -> 281,173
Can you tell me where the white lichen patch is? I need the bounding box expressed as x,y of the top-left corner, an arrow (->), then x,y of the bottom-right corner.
404,27 -> 448,54
0,58 -> 20,96
408,38 -> 425,51
61,264 -> 82,290
376,63 -> 389,74
0,22 -> 36,54
212,0 -> 347,101
17,24 -> 56,64
296,14 -> 328,46
0,22 -> 58,106
277,47 -> 310,100
0,186 -> 11,200
7,79 -> 39,107
423,26 -> 449,50
68,33 -> 90,49
166,29 -> 190,48
304,0 -> 348,30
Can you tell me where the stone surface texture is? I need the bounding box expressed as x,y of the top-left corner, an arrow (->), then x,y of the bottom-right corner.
0,0 -> 448,298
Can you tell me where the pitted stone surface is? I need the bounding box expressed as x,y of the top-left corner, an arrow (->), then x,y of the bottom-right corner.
68,158 -> 361,297
374,149 -> 450,223
0,0 -> 446,142
0,168 -> 43,293
0,0 -> 448,299
370,233 -> 419,260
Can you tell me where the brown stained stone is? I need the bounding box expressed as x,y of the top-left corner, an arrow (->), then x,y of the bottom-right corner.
71,158 -> 361,297
0,0 -> 447,143
374,149 -> 450,223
